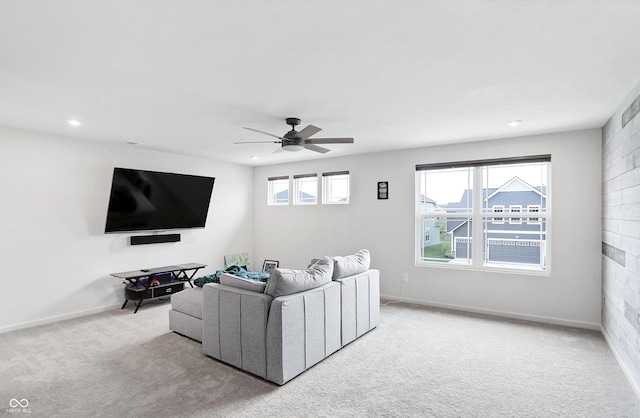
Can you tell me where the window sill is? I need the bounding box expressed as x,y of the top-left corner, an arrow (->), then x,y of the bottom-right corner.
415,260 -> 551,277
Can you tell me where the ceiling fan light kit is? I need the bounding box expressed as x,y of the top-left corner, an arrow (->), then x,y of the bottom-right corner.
236,117 -> 354,155
282,143 -> 304,152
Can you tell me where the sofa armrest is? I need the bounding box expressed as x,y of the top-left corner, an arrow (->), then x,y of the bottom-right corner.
202,283 -> 273,379
335,269 -> 380,345
266,280 -> 341,385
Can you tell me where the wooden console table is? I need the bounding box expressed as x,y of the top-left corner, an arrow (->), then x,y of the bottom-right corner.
111,263 -> 206,313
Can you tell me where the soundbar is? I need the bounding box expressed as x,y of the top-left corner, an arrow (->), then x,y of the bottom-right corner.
131,234 -> 181,245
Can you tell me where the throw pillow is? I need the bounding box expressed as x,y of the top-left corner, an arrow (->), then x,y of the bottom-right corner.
332,249 -> 370,280
219,273 -> 267,293
264,258 -> 333,298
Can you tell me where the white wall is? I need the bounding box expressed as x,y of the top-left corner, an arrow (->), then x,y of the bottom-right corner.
0,126 -> 253,332
253,129 -> 603,329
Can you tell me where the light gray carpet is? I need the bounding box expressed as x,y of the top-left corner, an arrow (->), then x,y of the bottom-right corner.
1,300 -> 639,417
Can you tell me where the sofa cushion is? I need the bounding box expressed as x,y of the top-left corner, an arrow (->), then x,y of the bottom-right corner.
264,258 -> 333,298
170,287 -> 203,319
219,273 -> 267,293
332,249 -> 370,280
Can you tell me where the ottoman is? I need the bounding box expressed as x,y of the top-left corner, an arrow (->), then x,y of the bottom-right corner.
169,287 -> 203,342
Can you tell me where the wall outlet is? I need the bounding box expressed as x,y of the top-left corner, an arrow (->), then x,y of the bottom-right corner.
402,273 -> 409,283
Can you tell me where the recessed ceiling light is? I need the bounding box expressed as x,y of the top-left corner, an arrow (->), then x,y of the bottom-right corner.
250,155 -> 260,160
66,119 -> 82,127
506,120 -> 522,127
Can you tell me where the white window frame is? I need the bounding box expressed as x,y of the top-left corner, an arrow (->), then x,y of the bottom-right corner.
415,156 -> 551,274
322,171 -> 350,204
527,205 -> 541,224
492,205 -> 504,224
267,176 -> 289,206
293,174 -> 318,205
509,205 -> 522,224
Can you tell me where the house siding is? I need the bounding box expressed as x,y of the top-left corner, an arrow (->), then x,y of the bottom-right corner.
447,179 -> 547,266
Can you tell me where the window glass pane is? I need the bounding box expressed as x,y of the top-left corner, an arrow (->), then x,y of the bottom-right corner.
417,159 -> 549,273
482,162 -> 547,214
294,176 -> 317,205
482,217 -> 547,271
322,173 -> 350,204
419,167 -> 473,213
481,161 -> 548,271
420,216 -> 472,265
268,178 -> 289,205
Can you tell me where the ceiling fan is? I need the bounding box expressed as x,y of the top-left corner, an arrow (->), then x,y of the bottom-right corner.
235,117 -> 354,154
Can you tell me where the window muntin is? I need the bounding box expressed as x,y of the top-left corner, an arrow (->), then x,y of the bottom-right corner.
293,174 -> 318,205
416,157 -> 549,273
268,176 -> 289,205
322,171 -> 350,204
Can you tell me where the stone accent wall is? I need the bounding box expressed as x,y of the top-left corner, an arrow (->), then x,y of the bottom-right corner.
602,80 -> 640,391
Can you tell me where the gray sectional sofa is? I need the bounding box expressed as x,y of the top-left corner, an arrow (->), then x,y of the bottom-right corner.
169,250 -> 380,385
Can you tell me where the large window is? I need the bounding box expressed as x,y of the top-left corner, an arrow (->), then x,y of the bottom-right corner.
293,174 -> 318,205
322,171 -> 350,204
268,176 -> 289,205
416,155 -> 550,273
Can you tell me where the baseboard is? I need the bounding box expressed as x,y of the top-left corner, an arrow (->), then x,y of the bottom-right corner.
379,294 -> 601,330
0,304 -> 122,334
601,326 -> 640,401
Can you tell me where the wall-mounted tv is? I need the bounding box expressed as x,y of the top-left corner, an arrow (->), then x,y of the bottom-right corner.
104,168 -> 215,233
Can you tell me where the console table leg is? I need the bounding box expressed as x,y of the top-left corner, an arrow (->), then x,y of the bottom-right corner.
133,299 -> 143,314
121,299 -> 128,309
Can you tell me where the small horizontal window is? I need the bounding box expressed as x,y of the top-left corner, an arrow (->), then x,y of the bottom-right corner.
322,171 -> 350,204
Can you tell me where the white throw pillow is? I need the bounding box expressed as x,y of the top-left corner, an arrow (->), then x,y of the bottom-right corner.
332,249 -> 370,280
264,258 -> 333,297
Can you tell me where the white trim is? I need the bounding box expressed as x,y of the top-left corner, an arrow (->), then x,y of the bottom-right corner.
484,229 -> 545,235
379,295 -> 600,330
601,326 -> 640,401
0,303 -> 121,334
484,176 -> 546,201
509,204 -> 522,224
492,205 -> 504,224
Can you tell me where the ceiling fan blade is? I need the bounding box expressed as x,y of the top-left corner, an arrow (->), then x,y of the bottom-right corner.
234,140 -> 282,144
296,125 -> 322,140
243,127 -> 283,139
304,144 -> 331,154
306,137 -> 354,144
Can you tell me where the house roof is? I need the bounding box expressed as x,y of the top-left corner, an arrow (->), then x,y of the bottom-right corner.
442,177 -> 546,210
484,177 -> 546,201
1,2 -> 640,166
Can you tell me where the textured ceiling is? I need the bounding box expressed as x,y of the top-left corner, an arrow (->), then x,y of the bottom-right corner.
1,0 -> 640,165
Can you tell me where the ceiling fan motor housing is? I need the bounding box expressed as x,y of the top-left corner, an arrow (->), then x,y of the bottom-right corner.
284,118 -> 302,139
285,117 -> 301,127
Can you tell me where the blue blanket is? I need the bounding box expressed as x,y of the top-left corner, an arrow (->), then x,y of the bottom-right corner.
193,265 -> 270,288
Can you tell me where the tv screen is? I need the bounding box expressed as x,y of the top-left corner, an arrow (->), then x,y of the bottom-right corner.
104,168 -> 215,233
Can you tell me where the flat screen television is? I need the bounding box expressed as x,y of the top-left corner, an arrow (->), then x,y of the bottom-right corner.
104,168 -> 215,233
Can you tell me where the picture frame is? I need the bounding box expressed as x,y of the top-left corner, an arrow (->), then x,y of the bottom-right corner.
377,181 -> 389,199
262,260 -> 279,272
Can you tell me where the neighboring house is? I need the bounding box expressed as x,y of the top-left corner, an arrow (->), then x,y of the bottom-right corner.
443,177 -> 547,265
420,195 -> 441,247
275,189 -> 316,204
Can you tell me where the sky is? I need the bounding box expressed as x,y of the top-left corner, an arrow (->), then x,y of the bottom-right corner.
420,163 -> 548,206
